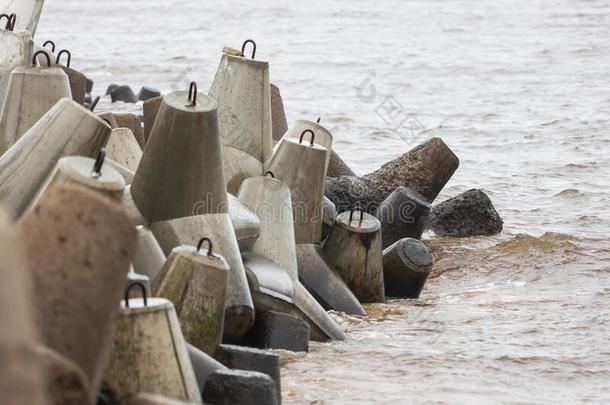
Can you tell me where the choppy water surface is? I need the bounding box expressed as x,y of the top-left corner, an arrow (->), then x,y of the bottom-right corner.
37,1 -> 610,403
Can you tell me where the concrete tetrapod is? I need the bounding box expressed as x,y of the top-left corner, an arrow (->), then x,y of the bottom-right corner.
209,40 -> 272,165
186,343 -> 227,394
55,49 -> 87,105
0,97 -> 111,219
131,83 -> 228,223
322,208 -> 385,303
0,0 -> 45,35
243,252 -> 346,341
103,288 -> 201,405
223,145 -> 264,194
142,95 -> 163,143
150,213 -> 254,339
28,153 -> 126,209
296,244 -> 366,316
278,119 -> 333,171
0,29 -> 34,114
383,238 -> 434,298
238,173 -> 298,280
270,83 -> 287,141
226,193 -> 260,251
132,226 -> 166,282
18,183 -> 137,395
0,209 -> 48,405
113,113 -> 145,148
153,240 -> 229,355
321,195 -> 337,241
106,127 -> 142,172
0,50 -> 72,154
376,186 -> 431,248
265,130 -> 328,244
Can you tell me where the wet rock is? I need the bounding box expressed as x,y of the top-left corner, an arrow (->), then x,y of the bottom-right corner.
111,85 -> 138,103
203,369 -> 278,405
106,84 -> 119,95
324,175 -> 385,214
19,183 -> 137,393
114,113 -> 145,148
270,83 -> 288,141
128,393 -> 199,405
187,343 -> 227,393
143,95 -> 163,144
364,137 -> 459,203
35,344 -> 93,405
383,238 -> 434,298
138,86 -> 161,101
377,186 -> 431,248
426,189 -> 503,237
327,149 -> 356,177
86,77 -> 94,93
214,344 -> 281,404
245,310 -> 310,352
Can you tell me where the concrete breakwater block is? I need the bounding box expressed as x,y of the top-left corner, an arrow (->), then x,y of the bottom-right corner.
203,369 -> 279,405
128,393 -> 200,405
131,87 -> 228,223
187,343 -> 227,394
104,295 -> 201,404
296,244 -> 366,316
0,29 -> 34,117
214,344 -> 281,404
35,344 -> 93,405
0,0 -> 45,35
153,243 -> 230,355
18,183 -> 137,394
278,119 -> 333,172
325,137 -> 459,213
322,208 -> 385,303
138,86 -> 161,101
151,213 -> 255,340
132,226 -> 166,282
223,144 -> 264,195
227,193 -> 261,251
376,186 -> 431,248
114,113 -> 145,148
0,52 -> 72,154
270,83 -> 288,141
245,310 -> 310,353
383,238 -> 434,298
321,196 -> 337,241
127,271 -> 151,298
143,95 -> 163,143
328,148 -> 356,177
426,188 -> 503,237
110,85 -> 138,103
265,133 -> 328,244
0,209 -> 48,405
0,97 -> 111,219
106,127 -> 143,172
55,49 -> 87,105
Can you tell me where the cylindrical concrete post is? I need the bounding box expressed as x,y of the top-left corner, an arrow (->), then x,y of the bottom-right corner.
153,240 -> 230,355
278,119 -> 333,171
376,186 -> 431,248
322,208 -> 385,303
382,238 -> 434,298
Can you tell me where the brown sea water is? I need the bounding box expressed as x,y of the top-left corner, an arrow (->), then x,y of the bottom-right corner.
36,0 -> 610,403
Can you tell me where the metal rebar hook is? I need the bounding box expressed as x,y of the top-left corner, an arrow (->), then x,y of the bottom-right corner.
299,129 -> 315,147
349,206 -> 364,225
89,96 -> 101,112
264,171 -> 275,178
92,148 -> 106,178
316,117 -> 321,123
56,49 -> 71,68
0,13 -> 15,31
124,282 -> 148,308
197,237 -> 214,256
240,39 -> 257,59
42,40 -> 56,52
187,81 -> 197,107
32,50 -> 51,67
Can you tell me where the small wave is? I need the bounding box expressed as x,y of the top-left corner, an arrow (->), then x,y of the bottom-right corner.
553,189 -> 585,198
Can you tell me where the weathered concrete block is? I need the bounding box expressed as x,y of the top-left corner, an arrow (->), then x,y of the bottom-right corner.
187,343 -> 227,394
106,84 -> 118,95
383,238 -> 434,298
128,393 -> 199,405
111,85 -> 138,103
214,344 -> 281,405
327,149 -> 356,177
270,83 -> 288,141
324,175 -> 385,214
142,95 -> 163,144
203,369 -> 278,405
377,186 -> 431,248
139,86 -> 161,101
426,189 -> 503,237
113,113 -> 145,148
245,310 -> 310,352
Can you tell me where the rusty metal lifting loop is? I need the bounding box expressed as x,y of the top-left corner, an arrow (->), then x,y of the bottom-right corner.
42,40 -> 56,52
264,171 -> 275,178
89,96 -> 101,112
316,117 -> 321,123
0,13 -> 16,31
124,282 -> 148,308
56,49 -> 71,68
299,129 -> 315,147
92,148 -> 106,178
197,237 -> 214,257
187,81 -> 197,107
241,39 -> 256,59
349,206 -> 365,225
32,50 -> 52,67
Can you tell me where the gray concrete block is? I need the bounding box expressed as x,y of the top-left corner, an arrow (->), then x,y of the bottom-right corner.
203,369 -> 278,405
